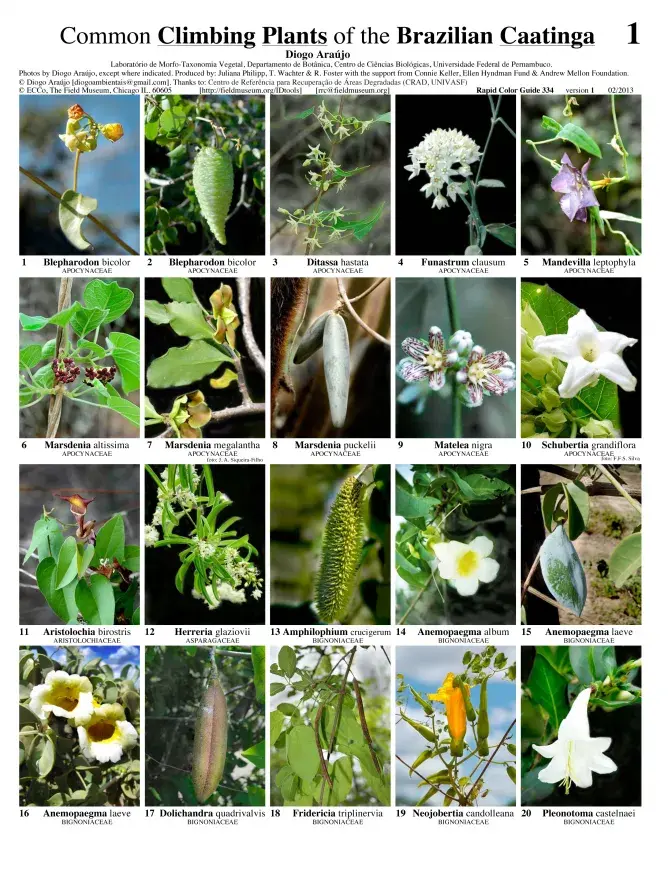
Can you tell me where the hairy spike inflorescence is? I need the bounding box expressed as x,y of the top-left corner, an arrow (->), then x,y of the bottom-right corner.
315,475 -> 365,622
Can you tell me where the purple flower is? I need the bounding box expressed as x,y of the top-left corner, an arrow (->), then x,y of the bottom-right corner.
399,327 -> 457,391
551,153 -> 600,222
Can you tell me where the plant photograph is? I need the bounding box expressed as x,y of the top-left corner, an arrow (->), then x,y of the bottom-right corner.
397,277 -> 516,438
521,645 -> 641,806
522,94 -> 641,255
396,646 -> 516,807
521,278 -> 641,439
396,95 -> 516,255
144,464 -> 264,625
270,645 -> 390,806
144,277 -> 265,438
20,277 -> 140,437
20,95 -> 140,255
521,464 -> 641,626
144,94 -> 265,255
145,646 -> 265,807
270,464 -> 389,625
271,95 -> 391,255
20,465 -> 140,626
271,277 -> 390,437
19,645 -> 140,806
396,464 -> 515,625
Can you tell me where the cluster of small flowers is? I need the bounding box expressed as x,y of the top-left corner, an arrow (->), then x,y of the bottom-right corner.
52,356 -> 80,385
406,128 -> 482,210
277,205 -> 346,251
315,100 -> 374,140
145,469 -> 203,547
192,547 -> 264,610
84,364 -> 117,386
398,327 -> 515,408
59,104 -> 124,153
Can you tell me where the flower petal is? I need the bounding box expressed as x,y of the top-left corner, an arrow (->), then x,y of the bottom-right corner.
401,336 -> 429,362
434,541 -> 467,579
451,575 -> 480,596
428,326 -> 445,353
470,536 -> 493,557
532,741 -> 559,760
428,368 -> 446,391
537,752 -> 568,784
558,357 -> 599,399
594,352 -> 637,392
597,332 -> 638,355
566,310 -> 598,339
533,334 -> 581,363
476,557 -> 500,585
399,360 -> 429,384
558,688 -> 592,741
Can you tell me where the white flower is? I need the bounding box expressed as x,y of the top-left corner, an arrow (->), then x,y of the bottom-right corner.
533,310 -> 637,399
407,128 -> 481,210
532,687 -> 617,793
252,588 -> 263,600
29,671 -> 94,725
433,535 -> 499,596
144,525 -> 159,547
432,193 -> 449,210
77,703 -> 138,764
196,539 -> 217,559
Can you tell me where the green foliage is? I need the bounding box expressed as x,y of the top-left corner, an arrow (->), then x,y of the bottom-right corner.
144,95 -> 264,254
270,646 -> 390,806
19,279 -> 139,431
145,464 -> 263,609
145,646 -> 264,807
19,647 -> 140,806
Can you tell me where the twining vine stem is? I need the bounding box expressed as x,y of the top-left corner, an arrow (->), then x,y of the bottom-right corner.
465,719 -> 515,803
336,278 -> 390,347
444,277 -> 462,438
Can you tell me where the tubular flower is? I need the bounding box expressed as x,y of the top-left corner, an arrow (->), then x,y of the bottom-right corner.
29,671 -> 94,725
551,153 -> 600,222
428,672 -> 468,742
56,493 -> 94,516
77,703 -> 139,764
399,327 -> 458,391
533,688 -> 617,793
533,309 -> 637,399
456,347 -> 516,408
406,128 -> 481,209
433,535 -> 499,596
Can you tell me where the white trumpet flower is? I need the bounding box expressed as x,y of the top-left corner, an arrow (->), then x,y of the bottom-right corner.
433,535 -> 499,596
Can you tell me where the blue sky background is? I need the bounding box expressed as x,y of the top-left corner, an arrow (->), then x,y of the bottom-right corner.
20,95 -> 140,252
40,645 -> 139,676
396,646 -> 516,806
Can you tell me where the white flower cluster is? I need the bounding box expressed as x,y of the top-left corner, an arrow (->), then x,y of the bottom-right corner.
145,468 -> 203,546
406,128 -> 482,209
192,546 -> 264,610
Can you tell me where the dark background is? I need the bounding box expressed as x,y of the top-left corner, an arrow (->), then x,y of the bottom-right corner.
144,464 -> 265,625
524,277 -> 641,437
395,95 -> 516,256
145,277 -> 265,438
522,646 -> 642,807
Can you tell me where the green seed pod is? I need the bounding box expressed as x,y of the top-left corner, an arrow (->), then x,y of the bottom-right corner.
315,475 -> 364,622
477,737 -> 489,757
192,670 -> 228,803
456,679 -> 476,723
293,311 -> 330,364
477,678 -> 490,741
322,313 -> 350,428
400,711 -> 436,743
193,147 -> 234,247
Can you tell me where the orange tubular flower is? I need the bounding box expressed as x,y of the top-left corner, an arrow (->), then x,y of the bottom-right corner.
428,672 -> 469,741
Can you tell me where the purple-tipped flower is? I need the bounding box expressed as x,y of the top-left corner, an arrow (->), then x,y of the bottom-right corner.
456,347 -> 516,408
399,327 -> 458,391
550,153 -> 600,222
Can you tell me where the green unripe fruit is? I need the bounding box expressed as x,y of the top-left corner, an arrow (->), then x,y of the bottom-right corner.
323,313 -> 350,428
192,671 -> 228,803
450,737 -> 464,757
193,147 -> 234,247
477,737 -> 489,757
477,678 -> 490,741
459,681 -> 476,723
293,311 -> 330,364
315,475 -> 364,622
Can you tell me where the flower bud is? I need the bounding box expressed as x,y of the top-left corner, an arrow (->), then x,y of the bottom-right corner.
616,690 -> 635,702
539,385 -> 561,411
539,408 -> 567,434
100,123 -> 124,142
449,330 -> 473,354
68,104 -> 85,120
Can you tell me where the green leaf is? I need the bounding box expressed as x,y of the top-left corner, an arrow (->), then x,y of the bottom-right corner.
332,165 -> 370,179
332,202 -> 385,240
270,710 -> 285,746
71,306 -> 110,338
286,725 -> 320,782
75,575 -> 115,625
107,333 -> 140,393
599,211 -> 642,224
124,545 -> 140,572
24,516 -> 63,563
59,190 -> 97,251
553,122 -> 602,158
374,111 -> 391,124
161,277 -> 196,303
478,179 -> 506,188
36,557 -> 78,622
77,543 -> 96,578
93,515 -> 125,567
609,533 -> 641,588
542,484 -> 564,533
20,345 -> 43,370
485,223 -> 516,247
270,682 -> 285,696
241,741 -> 265,769
147,341 -> 229,388
163,302 -> 213,340
145,300 -> 173,325
322,756 -> 353,805
55,537 -> 79,590
103,392 -> 141,428
20,303 -> 82,332
569,647 -> 617,686
76,339 -> 106,358
527,653 -> 569,733
395,472 -> 440,519
159,105 -> 187,133
144,397 -> 163,424
539,524 -> 587,616
541,115 -> 562,134
83,280 -> 134,323
461,473 -> 513,500
251,647 -> 265,705
294,106 -> 315,119
31,734 -> 56,777
563,481 -> 590,540
278,646 -> 297,678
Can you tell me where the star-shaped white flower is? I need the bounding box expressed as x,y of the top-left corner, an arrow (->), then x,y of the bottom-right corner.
533,310 -> 637,399
533,687 -> 617,793
433,535 -> 499,596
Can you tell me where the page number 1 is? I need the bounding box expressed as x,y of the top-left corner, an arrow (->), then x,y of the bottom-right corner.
628,22 -> 639,44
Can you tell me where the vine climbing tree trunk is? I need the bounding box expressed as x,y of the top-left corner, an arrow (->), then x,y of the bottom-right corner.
46,276 -> 73,438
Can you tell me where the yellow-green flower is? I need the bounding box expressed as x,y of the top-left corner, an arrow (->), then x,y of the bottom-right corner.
100,123 -> 124,142
77,703 -> 138,763
29,670 -> 94,725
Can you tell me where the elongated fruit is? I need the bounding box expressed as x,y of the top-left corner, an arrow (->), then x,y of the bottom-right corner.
293,311 -> 330,364
192,671 -> 228,803
315,475 -> 364,622
193,147 -> 234,246
323,313 -> 350,428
